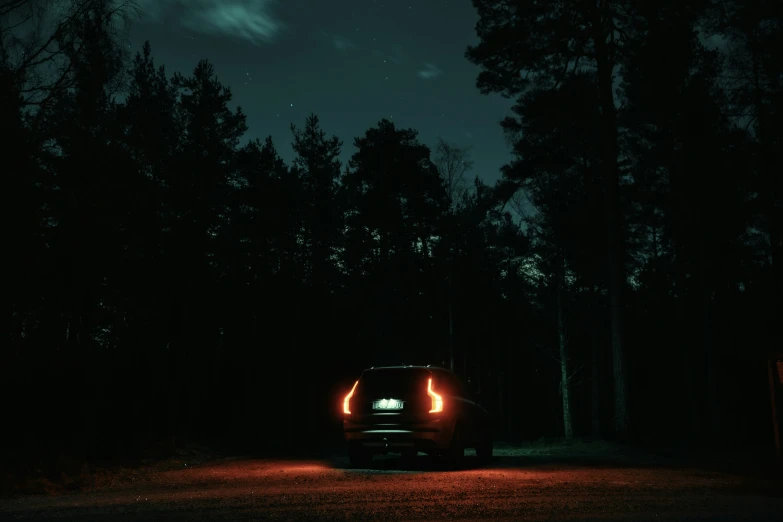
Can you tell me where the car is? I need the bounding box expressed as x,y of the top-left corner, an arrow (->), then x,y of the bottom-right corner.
342,365 -> 493,468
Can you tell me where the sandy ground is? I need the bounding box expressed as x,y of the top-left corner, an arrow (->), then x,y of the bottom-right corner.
1,443 -> 782,521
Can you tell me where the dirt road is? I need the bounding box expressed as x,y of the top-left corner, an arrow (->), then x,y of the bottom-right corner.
2,446 -> 782,521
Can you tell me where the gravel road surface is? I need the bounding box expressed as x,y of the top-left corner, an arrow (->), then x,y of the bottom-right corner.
2,446 -> 782,521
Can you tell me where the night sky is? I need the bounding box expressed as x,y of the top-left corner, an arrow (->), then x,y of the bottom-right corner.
129,0 -> 515,184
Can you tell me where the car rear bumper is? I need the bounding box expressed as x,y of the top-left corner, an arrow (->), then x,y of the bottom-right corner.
343,418 -> 450,452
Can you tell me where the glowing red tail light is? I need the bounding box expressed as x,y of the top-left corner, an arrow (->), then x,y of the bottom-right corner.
343,380 -> 359,414
428,377 -> 443,413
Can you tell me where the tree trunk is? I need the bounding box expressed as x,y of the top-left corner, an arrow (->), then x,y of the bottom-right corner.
557,263 -> 573,439
287,297 -> 297,448
497,370 -> 504,433
448,272 -> 454,372
769,213 -> 783,334
507,343 -> 513,439
591,286 -> 601,438
673,233 -> 696,442
463,336 -> 468,382
167,295 -> 182,452
166,340 -> 179,454
700,239 -> 718,441
592,11 -> 628,438
419,220 -> 430,258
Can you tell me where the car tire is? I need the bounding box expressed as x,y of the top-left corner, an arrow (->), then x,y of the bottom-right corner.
476,439 -> 493,465
348,444 -> 372,468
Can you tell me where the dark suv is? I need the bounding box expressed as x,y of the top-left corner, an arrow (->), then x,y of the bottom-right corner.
342,365 -> 493,467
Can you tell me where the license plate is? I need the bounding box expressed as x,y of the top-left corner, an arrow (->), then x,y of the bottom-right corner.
373,399 -> 403,410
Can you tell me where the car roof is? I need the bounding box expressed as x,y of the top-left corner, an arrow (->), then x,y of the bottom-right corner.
362,365 -> 452,372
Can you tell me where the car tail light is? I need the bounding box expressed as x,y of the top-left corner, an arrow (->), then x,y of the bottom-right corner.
343,380 -> 358,414
428,377 -> 443,413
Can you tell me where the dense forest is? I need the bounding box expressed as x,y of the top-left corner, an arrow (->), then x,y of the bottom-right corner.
2,0 -> 781,465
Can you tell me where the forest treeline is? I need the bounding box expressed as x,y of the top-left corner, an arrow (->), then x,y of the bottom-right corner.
2,0 -> 781,462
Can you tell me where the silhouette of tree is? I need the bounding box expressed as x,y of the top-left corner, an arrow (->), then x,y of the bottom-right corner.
500,73 -> 605,440
451,177 -> 530,389
341,119 -> 448,359
22,0 -> 138,458
288,114 -> 345,434
290,114 -> 343,296
620,2 -> 754,445
3,38 -> 49,368
229,135 -> 292,293
0,0 -> 138,138
164,58 -> 247,438
218,134 -> 299,440
466,0 -> 633,436
705,0 -> 783,341
434,137 -> 472,209
433,138 -> 474,371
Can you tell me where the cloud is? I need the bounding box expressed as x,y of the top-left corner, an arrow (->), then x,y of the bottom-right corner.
137,0 -> 283,44
417,63 -> 442,80
332,34 -> 354,51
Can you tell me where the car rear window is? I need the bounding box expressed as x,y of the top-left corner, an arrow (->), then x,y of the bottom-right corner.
359,368 -> 430,396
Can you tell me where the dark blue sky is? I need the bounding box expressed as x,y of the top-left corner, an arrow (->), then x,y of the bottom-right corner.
129,0 -> 514,184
